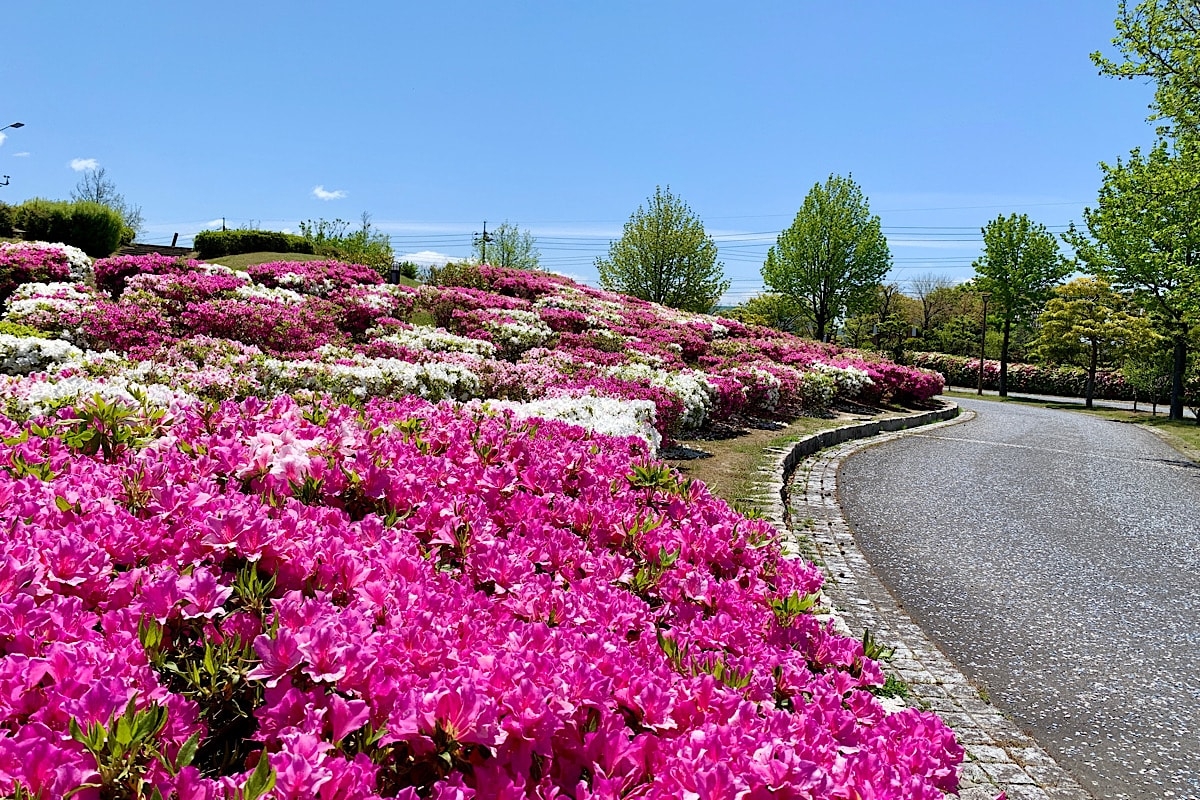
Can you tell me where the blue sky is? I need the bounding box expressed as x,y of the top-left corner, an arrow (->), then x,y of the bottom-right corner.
3,2 -> 1155,302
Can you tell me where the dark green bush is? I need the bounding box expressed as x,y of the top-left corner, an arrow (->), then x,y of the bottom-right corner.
0,201 -> 13,237
193,229 -> 314,259
13,199 -> 125,257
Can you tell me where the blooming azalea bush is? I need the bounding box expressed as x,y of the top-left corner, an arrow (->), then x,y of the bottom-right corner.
909,352 -> 1131,401
0,391 -> 962,799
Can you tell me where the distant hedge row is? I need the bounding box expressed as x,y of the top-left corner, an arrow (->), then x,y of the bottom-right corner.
193,229 -> 314,259
0,199 -> 129,257
908,351 -> 1138,401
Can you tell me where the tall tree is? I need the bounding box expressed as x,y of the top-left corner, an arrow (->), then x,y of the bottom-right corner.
908,272 -> 958,334
596,186 -> 727,313
761,174 -> 890,342
1065,141 -> 1200,419
475,221 -> 541,270
1036,276 -> 1148,407
972,213 -> 1071,395
71,166 -> 143,240
1093,0 -> 1200,138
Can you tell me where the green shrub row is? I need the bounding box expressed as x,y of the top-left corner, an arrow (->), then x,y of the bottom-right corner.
0,199 -> 129,256
193,229 -> 315,259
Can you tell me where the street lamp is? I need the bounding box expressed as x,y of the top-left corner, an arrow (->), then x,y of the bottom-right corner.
0,122 -> 24,133
977,291 -> 992,395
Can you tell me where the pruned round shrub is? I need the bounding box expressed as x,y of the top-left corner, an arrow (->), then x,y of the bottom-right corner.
193,229 -> 315,259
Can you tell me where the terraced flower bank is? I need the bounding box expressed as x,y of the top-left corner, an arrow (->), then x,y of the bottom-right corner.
0,243 -> 959,798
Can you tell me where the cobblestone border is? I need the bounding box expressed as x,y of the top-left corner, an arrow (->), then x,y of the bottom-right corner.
752,403 -> 1093,800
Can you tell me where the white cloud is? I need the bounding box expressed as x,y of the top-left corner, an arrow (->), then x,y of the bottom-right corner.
398,250 -> 459,267
70,158 -> 99,172
311,185 -> 347,201
0,133 -> 5,147
12,151 -> 29,157
204,219 -> 224,228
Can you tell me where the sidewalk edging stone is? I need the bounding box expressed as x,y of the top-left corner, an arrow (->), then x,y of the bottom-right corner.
753,402 -> 1094,800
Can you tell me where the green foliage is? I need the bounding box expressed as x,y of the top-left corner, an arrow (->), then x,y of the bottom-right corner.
395,260 -> 420,280
427,260 -> 488,289
0,321 -> 50,338
869,674 -> 911,700
1065,140 -> 1200,418
761,174 -> 891,342
0,200 -> 13,237
860,627 -> 895,662
139,559 -> 274,777
13,198 -> 126,256
657,631 -> 752,691
1094,1 -> 1200,138
973,213 -> 1071,395
71,166 -> 144,242
193,228 -> 315,259
476,221 -> 541,269
596,186 -> 728,313
298,212 -> 394,272
768,590 -> 821,627
56,392 -> 167,462
69,695 -> 199,799
726,292 -> 808,334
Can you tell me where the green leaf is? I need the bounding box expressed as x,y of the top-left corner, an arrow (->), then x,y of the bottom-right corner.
176,731 -> 200,771
243,753 -> 276,800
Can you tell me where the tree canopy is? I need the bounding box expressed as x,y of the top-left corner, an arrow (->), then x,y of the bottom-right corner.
476,221 -> 541,270
1065,140 -> 1200,418
973,213 -> 1071,395
1093,0 -> 1200,137
760,174 -> 890,342
70,166 -> 142,242
596,186 -> 728,313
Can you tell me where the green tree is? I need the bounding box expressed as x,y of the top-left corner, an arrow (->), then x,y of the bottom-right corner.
475,221 -> 541,270
596,186 -> 728,313
70,166 -> 143,242
727,292 -> 807,333
1094,0 -> 1200,138
298,212 -> 394,273
1065,141 -> 1200,419
972,213 -> 1071,395
761,174 -> 891,342
1036,276 -> 1148,407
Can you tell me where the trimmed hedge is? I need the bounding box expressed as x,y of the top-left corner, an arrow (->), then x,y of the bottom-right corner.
11,199 -> 125,257
908,351 -> 1139,401
0,202 -> 13,238
193,229 -> 314,259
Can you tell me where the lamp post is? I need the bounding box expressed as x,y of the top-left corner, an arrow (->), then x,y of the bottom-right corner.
1,124 -> 24,189
977,291 -> 992,395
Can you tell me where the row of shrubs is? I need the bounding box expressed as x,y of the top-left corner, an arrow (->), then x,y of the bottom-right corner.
192,228 -> 315,259
0,199 -> 131,256
908,351 -> 1143,401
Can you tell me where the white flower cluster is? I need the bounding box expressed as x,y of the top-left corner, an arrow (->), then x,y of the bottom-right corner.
810,362 -> 873,397
234,284 -> 308,305
488,394 -> 661,452
374,327 -> 496,357
606,362 -> 716,430
259,356 -> 481,403
0,372 -> 196,419
274,272 -> 336,297
797,369 -> 838,408
480,308 -> 555,354
0,334 -> 85,376
3,282 -> 98,326
739,365 -> 782,412
350,284 -> 407,311
1,241 -> 93,282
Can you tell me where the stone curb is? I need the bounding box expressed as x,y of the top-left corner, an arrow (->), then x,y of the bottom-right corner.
754,403 -> 1094,800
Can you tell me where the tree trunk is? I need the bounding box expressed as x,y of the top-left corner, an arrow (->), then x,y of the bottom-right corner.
1086,339 -> 1098,409
1170,335 -> 1187,420
998,316 -> 1012,397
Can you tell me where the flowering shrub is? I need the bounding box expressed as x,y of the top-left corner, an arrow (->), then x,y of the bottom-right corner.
2,282 -> 104,340
0,243 -> 74,304
92,253 -> 197,297
0,392 -> 961,799
0,332 -> 85,375
909,351 -> 1132,401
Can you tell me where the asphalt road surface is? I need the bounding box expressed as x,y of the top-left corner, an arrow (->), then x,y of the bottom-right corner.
837,398 -> 1200,799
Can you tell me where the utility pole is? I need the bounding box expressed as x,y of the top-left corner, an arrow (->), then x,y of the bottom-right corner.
474,221 -> 493,265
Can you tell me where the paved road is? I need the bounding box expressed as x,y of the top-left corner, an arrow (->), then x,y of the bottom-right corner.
837,398 -> 1200,800
946,386 -> 1196,420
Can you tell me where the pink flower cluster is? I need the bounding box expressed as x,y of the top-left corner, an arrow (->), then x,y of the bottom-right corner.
0,245 -> 72,304
0,393 -> 961,799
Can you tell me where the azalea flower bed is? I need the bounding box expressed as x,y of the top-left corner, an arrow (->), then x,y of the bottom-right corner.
0,243 -> 960,799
